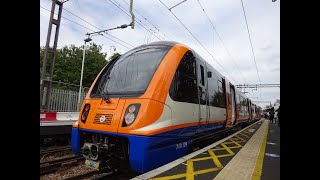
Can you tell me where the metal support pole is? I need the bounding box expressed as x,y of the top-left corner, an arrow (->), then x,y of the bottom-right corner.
40,0 -> 63,111
129,0 -> 135,29
77,41 -> 87,111
46,1 -> 63,111
40,0 -> 57,110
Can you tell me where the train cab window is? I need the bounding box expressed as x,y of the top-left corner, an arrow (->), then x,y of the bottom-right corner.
169,51 -> 198,104
91,45 -> 171,97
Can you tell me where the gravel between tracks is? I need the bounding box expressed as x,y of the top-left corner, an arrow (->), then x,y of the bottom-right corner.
40,164 -> 97,180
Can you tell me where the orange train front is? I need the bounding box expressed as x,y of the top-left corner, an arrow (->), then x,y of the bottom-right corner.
71,41 -> 259,173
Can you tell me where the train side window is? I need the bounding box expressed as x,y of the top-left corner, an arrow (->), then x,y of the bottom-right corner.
236,93 -> 240,105
244,99 -> 248,113
239,96 -> 244,113
169,51 -> 199,104
244,98 -> 247,113
218,80 -> 226,107
200,65 -> 205,86
207,68 -> 220,107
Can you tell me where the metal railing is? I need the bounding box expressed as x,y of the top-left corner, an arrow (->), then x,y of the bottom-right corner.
40,80 -> 90,112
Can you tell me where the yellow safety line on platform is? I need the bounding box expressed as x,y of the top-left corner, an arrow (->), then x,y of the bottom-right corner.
242,130 -> 251,135
251,122 -> 269,180
238,133 -> 250,138
208,149 -> 223,168
230,139 -> 243,148
221,144 -> 236,155
194,167 -> 220,175
231,135 -> 246,143
186,160 -> 194,180
190,156 -> 212,162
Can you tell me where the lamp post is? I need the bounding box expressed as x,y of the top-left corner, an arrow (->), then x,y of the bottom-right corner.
77,36 -> 92,111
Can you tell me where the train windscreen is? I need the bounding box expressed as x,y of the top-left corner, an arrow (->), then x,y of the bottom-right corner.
92,45 -> 171,97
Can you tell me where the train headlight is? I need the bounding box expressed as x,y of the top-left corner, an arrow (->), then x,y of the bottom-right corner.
122,104 -> 141,127
81,104 -> 90,123
125,113 -> 135,124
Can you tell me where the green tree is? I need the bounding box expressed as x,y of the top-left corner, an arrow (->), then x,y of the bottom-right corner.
40,43 -> 120,89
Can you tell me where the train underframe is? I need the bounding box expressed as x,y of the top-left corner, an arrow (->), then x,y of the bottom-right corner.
79,131 -> 130,172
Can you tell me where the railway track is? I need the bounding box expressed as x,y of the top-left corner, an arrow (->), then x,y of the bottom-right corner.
40,146 -> 72,156
40,156 -> 85,175
64,170 -> 113,180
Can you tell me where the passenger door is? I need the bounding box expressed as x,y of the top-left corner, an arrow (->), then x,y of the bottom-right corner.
197,59 -> 208,133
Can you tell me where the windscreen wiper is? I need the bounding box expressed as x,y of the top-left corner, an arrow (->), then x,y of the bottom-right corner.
96,54 -> 121,103
98,77 -> 111,103
101,90 -> 111,103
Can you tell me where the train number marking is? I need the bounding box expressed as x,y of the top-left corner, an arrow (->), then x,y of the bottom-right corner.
176,142 -> 188,150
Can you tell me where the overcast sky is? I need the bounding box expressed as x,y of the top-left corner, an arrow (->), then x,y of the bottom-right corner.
40,0 -> 280,108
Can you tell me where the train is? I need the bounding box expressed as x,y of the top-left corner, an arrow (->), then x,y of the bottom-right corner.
71,41 -> 262,173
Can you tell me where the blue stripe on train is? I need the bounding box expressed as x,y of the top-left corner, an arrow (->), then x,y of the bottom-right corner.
71,128 -> 80,155
71,121 -> 226,173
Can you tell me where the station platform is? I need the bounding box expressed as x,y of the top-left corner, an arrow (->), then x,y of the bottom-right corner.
132,119 -> 280,180
40,121 -> 76,136
40,112 -> 78,136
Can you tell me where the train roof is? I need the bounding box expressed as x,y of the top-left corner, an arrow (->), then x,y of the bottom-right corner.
131,41 -> 179,50
148,41 -> 179,46
119,41 -> 178,58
